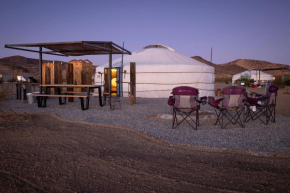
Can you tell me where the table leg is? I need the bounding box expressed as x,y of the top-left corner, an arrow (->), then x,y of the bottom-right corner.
98,87 -> 103,106
40,87 -> 48,108
19,85 -> 22,101
57,87 -> 66,105
23,85 -> 28,101
16,84 -> 19,100
86,87 -> 90,109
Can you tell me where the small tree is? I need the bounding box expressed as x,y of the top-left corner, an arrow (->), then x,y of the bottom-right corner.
285,80 -> 290,94
285,80 -> 290,86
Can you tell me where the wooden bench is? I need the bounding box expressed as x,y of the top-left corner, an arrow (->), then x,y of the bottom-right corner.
61,91 -> 99,96
30,93 -> 91,110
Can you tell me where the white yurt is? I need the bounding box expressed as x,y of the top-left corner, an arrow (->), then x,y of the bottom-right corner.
95,45 -> 215,98
232,70 -> 273,84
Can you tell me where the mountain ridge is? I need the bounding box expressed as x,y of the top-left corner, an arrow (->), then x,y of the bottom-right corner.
192,56 -> 289,78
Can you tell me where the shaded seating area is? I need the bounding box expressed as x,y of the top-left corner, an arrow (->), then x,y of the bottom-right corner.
208,86 -> 246,129
245,85 -> 279,125
5,41 -> 131,110
168,86 -> 207,130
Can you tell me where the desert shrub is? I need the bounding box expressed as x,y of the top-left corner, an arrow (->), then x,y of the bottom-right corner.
243,79 -> 253,87
234,78 -> 253,87
285,80 -> 290,86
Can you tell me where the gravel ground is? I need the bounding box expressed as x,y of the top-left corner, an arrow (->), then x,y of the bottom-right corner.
3,96 -> 290,155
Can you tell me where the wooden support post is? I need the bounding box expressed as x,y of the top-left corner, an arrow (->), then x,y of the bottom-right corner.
130,62 -> 136,105
39,47 -> 43,94
109,46 -> 112,109
54,63 -> 63,93
67,63 -> 74,102
259,70 -> 261,84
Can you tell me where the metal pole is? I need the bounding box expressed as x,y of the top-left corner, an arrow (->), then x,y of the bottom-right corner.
120,41 -> 124,97
210,47 -> 213,63
39,47 -> 43,93
259,70 -> 261,84
109,44 -> 112,109
11,62 -> 15,100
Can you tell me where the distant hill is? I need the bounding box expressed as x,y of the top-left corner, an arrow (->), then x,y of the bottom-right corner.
0,55 -> 67,79
0,56 -> 96,81
220,59 -> 289,76
192,56 -> 289,79
192,56 -> 247,78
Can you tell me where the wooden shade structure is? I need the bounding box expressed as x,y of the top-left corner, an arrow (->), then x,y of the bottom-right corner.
5,41 -> 131,109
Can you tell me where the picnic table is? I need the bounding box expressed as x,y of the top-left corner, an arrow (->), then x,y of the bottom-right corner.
31,84 -> 103,110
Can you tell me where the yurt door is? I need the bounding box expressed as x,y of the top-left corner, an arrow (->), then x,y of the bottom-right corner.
104,67 -> 120,96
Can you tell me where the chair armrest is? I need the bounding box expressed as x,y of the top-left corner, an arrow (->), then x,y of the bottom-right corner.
208,97 -> 223,108
167,95 -> 175,106
196,96 -> 207,105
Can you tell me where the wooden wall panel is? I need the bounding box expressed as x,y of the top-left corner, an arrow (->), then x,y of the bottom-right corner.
68,59 -> 93,92
67,63 -> 74,102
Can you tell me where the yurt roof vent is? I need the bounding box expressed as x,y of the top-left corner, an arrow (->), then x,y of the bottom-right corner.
143,44 -> 175,52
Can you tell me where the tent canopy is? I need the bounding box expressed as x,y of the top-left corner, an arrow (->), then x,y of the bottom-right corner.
5,41 -> 131,109
232,70 -> 273,83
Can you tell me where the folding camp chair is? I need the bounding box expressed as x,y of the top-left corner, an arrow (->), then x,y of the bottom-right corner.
208,86 -> 246,129
245,85 -> 279,125
168,86 -> 207,130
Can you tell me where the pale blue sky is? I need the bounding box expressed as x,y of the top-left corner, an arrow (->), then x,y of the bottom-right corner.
0,0 -> 289,66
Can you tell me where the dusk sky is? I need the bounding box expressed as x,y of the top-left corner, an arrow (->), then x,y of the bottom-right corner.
1,0 -> 289,66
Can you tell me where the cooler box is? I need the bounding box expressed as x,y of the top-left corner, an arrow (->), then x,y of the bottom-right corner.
26,93 -> 34,104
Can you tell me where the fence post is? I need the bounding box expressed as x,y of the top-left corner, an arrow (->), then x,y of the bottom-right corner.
130,62 -> 136,105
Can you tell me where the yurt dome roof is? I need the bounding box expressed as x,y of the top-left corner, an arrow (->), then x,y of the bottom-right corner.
106,45 -> 213,71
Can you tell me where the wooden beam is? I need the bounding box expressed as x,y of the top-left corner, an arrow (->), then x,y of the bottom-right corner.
39,47 -> 43,94
109,45 -> 112,109
130,62 -> 136,105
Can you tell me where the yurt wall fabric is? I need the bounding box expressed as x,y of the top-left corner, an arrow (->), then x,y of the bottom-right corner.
95,46 -> 215,98
232,70 -> 273,84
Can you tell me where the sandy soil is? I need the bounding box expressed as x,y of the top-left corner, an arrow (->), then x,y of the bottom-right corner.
0,113 -> 290,193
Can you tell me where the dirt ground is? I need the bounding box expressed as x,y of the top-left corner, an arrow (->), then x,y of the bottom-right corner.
0,113 -> 290,193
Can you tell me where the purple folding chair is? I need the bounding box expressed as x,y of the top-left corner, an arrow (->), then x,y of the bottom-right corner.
245,85 -> 279,125
168,86 -> 207,130
208,86 -> 246,129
